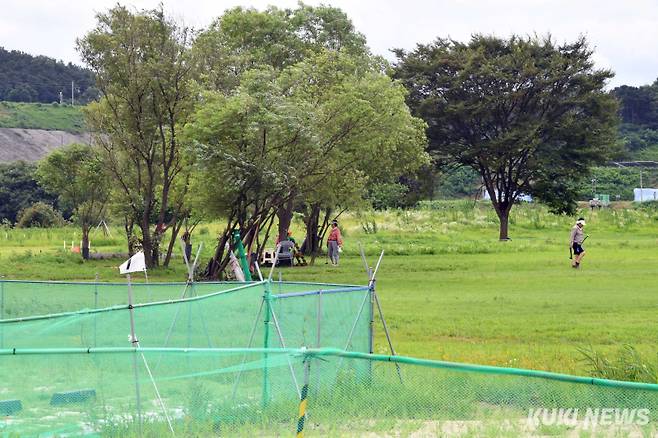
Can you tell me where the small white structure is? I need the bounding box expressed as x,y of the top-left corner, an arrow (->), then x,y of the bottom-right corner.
633,188 -> 658,202
481,188 -> 532,203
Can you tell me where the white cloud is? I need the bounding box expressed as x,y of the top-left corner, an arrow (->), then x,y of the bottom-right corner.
0,0 -> 656,87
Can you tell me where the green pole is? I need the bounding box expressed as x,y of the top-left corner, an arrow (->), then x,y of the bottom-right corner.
232,230 -> 252,281
262,280 -> 272,407
94,273 -> 99,348
0,279 -> 4,349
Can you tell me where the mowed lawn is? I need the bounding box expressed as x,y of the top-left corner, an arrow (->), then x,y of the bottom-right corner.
1,203 -> 657,376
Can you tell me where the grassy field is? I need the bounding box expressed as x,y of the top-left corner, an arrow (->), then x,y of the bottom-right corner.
0,101 -> 85,132
2,201 -> 658,376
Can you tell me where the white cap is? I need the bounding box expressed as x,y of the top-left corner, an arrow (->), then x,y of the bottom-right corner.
576,219 -> 586,226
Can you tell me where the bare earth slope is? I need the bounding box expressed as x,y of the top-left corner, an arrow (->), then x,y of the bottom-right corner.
0,128 -> 90,162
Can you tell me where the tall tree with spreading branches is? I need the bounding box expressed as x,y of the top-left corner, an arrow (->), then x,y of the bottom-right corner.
395,35 -> 620,239
77,5 -> 196,267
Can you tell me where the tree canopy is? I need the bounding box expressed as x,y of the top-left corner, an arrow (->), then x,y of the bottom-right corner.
185,50 -> 427,276
37,144 -> 109,259
77,5 -> 197,267
395,35 -> 620,239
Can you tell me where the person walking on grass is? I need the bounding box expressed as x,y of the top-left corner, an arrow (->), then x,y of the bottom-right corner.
570,217 -> 587,268
326,220 -> 343,266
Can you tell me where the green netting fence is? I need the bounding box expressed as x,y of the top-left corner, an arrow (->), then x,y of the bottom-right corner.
1,348 -> 658,436
0,280 -> 372,352
1,280 -> 658,436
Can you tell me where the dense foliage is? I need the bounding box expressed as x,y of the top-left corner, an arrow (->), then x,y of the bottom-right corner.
5,3 -> 658,279
0,47 -> 96,104
188,6 -> 428,276
37,144 -> 110,259
78,5 -> 196,267
0,162 -> 59,224
16,201 -> 65,228
395,35 -> 619,239
612,81 -> 658,160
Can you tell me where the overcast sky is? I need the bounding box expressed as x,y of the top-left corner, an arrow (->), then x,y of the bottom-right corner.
1,0 -> 656,88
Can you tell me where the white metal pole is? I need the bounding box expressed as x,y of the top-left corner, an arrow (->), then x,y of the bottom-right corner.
179,239 -> 193,282
269,306 -> 301,398
127,274 -> 143,432
254,262 -> 264,282
231,299 -> 265,401
127,274 -> 176,435
374,290 -> 402,383
143,268 -> 152,302
268,244 -> 282,281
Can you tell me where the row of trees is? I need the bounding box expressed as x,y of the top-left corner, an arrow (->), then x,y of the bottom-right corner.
25,4 -> 620,269
70,4 -> 428,275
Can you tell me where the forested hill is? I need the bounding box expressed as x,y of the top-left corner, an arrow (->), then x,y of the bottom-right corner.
0,47 -> 96,104
613,81 -> 658,160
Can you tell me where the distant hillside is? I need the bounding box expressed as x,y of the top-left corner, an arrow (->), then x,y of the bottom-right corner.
0,102 -> 89,163
0,101 -> 86,132
0,128 -> 90,162
0,47 -> 96,104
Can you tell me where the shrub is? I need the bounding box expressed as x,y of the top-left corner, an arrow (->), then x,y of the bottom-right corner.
578,344 -> 657,383
16,202 -> 65,228
366,183 -> 409,210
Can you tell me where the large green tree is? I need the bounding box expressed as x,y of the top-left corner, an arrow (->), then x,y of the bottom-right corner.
77,5 -> 197,267
279,51 -> 427,257
193,4 -> 426,264
186,51 -> 427,277
37,144 -> 110,259
193,3 -> 369,93
395,35 -> 620,239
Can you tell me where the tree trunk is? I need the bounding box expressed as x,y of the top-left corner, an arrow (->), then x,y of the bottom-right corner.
81,224 -> 90,260
141,220 -> 155,268
124,215 -> 136,256
276,197 -> 295,243
302,204 -> 321,257
205,226 -> 234,280
163,218 -> 182,267
495,205 -> 512,241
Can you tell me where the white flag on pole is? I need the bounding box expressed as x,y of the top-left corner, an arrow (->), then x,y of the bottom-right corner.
119,251 -> 146,274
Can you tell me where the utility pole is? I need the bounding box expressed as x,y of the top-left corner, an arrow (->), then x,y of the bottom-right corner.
71,81 -> 74,106
591,178 -> 596,198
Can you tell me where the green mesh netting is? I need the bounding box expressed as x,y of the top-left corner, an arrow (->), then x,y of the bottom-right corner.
1,348 -> 658,436
0,280 -> 271,318
2,280 -> 657,436
0,281 -> 371,352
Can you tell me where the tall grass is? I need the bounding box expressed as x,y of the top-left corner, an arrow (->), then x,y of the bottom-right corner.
579,345 -> 658,383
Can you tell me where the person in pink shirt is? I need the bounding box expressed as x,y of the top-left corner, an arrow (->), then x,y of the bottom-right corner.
326,220 -> 343,266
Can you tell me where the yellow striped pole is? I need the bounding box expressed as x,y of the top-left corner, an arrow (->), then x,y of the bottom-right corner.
296,356 -> 311,437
